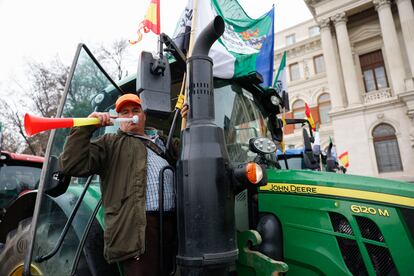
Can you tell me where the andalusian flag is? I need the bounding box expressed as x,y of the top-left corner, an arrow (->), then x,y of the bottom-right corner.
173,0 -> 275,87
339,151 -> 350,168
130,0 -> 160,44
305,103 -> 316,131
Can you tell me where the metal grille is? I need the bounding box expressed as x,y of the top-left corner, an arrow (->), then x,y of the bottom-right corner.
191,82 -> 211,95
329,212 -> 354,235
330,213 -> 368,275
337,237 -> 368,276
235,190 -> 247,202
355,216 -> 384,242
366,244 -> 397,276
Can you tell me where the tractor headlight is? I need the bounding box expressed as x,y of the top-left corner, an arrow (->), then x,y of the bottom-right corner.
249,137 -> 277,154
270,95 -> 280,106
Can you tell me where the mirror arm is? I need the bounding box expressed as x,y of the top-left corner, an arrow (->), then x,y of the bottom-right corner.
305,120 -> 315,142
166,109 -> 180,151
283,118 -> 315,143
160,33 -> 186,72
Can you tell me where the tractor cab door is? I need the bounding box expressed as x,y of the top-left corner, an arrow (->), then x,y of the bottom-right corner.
24,44 -> 121,276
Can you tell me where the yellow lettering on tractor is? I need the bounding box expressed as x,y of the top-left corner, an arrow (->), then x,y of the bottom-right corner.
265,184 -> 318,194
378,208 -> 390,217
351,205 -> 361,213
350,204 -> 390,217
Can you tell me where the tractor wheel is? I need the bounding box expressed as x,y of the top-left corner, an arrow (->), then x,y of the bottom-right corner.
0,215 -> 118,276
0,217 -> 42,276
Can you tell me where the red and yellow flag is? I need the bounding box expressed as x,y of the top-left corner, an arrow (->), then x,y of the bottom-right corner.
130,0 -> 160,44
338,151 -> 349,168
305,103 -> 316,131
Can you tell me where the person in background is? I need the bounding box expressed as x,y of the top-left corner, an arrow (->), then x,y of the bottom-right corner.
59,93 -> 181,276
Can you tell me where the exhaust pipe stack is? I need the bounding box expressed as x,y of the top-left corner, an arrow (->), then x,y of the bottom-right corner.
176,16 -> 238,276
186,16 -> 225,125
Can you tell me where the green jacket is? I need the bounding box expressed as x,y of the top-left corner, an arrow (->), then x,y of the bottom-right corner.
59,125 -> 148,263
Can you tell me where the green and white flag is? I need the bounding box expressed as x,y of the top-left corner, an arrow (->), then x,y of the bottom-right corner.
173,0 -> 275,87
273,51 -> 288,108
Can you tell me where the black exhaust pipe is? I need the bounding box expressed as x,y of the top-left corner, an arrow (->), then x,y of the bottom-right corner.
191,16 -> 225,57
186,16 -> 224,125
176,16 -> 238,276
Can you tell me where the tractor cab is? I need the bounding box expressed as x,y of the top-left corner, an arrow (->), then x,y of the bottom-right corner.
0,151 -> 43,217
276,118 -> 320,171
2,17 -> 413,276
4,33 -> 286,275
276,119 -> 346,173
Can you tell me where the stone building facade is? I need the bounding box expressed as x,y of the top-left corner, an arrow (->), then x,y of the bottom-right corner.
275,0 -> 414,181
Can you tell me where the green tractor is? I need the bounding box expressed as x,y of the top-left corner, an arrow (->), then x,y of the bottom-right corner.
1,16 -> 413,276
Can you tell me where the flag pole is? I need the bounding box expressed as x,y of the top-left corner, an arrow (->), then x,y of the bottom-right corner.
181,0 -> 199,129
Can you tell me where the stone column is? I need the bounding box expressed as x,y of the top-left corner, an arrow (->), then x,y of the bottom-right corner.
332,12 -> 362,106
396,0 -> 414,77
318,18 -> 344,109
374,0 -> 406,94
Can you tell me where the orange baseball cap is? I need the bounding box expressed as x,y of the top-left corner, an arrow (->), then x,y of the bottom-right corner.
115,93 -> 142,112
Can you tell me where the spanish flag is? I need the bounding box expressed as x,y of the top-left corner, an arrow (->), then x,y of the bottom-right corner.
305,103 -> 316,131
130,0 -> 160,44
338,151 -> 349,168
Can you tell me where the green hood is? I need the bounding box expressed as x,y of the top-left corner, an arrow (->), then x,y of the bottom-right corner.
262,170 -> 414,209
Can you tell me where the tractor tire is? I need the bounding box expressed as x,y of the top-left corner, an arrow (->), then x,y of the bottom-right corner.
0,215 -> 118,276
0,217 -> 36,276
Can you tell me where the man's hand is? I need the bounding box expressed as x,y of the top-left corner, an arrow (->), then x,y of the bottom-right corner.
180,104 -> 189,118
88,112 -> 113,127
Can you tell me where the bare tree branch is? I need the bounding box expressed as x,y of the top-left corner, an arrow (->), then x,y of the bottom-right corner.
0,40 -> 129,155
0,57 -> 68,155
97,39 -> 130,80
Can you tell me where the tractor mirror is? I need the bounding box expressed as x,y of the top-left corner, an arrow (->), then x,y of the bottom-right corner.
136,51 -> 171,118
302,129 -> 320,170
44,155 -> 71,197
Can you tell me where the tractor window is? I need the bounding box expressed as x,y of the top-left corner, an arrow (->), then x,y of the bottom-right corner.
214,80 -> 273,165
278,156 -> 304,170
0,165 -> 41,208
29,45 -> 119,275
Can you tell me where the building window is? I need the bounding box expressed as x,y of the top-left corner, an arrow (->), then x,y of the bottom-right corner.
314,55 -> 325,74
373,123 -> 403,173
309,26 -> 320,37
359,50 -> 388,92
318,93 -> 331,124
286,34 -> 296,46
290,63 -> 300,81
292,100 -> 305,129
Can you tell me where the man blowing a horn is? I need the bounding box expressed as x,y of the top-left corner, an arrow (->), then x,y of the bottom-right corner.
60,93 -> 186,276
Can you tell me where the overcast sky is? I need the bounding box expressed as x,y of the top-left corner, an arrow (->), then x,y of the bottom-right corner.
0,0 -> 312,100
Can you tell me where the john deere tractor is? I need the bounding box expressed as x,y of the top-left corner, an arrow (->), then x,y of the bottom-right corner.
1,16 -> 413,276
